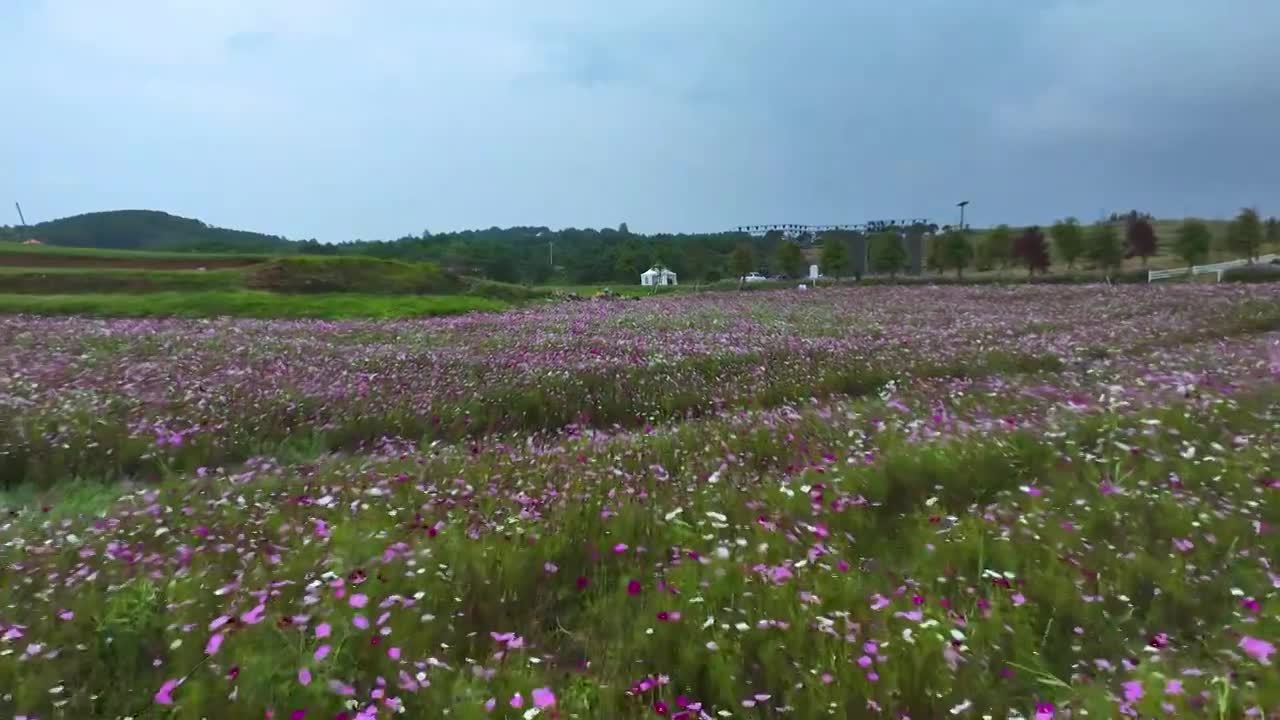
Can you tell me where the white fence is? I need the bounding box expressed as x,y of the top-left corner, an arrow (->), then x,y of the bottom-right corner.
1148,254 -> 1279,283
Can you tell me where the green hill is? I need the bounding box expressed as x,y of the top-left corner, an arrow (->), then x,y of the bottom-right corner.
12,210 -> 294,253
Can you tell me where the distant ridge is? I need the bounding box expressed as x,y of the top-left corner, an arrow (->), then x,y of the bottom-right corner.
21,210 -> 294,253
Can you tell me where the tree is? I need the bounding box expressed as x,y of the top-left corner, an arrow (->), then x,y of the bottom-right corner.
925,236 -> 945,275
730,243 -> 754,288
1087,222 -> 1123,280
618,222 -> 630,235
870,232 -> 907,279
1172,219 -> 1211,272
982,225 -> 1013,269
1126,218 -> 1158,267
1049,218 -> 1085,270
940,230 -> 973,279
1266,217 -> 1279,246
776,240 -> 805,278
1012,226 -> 1050,277
1226,207 -> 1264,262
819,237 -> 849,281
681,240 -> 711,287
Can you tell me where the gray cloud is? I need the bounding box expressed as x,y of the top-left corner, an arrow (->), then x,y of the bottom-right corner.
1,1 -> 1276,241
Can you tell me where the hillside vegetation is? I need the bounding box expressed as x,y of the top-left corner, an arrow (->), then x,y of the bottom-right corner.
8,210 -> 293,253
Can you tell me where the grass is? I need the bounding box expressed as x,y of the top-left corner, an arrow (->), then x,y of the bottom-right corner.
0,240 -> 274,261
0,290 -> 506,319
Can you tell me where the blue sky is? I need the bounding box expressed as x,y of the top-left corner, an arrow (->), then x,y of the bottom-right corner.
2,1 -> 1277,241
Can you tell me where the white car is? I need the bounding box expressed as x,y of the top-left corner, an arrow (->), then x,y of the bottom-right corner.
743,272 -> 769,283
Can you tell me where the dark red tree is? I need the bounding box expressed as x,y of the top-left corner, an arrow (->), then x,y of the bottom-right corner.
1013,226 -> 1051,277
1126,218 -> 1158,267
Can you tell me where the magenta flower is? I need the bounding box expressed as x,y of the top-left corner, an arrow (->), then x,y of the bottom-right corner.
154,678 -> 179,705
240,604 -> 266,625
1011,592 -> 1026,606
315,622 -> 331,639
613,543 -> 629,554
509,692 -> 524,709
314,644 -> 332,661
1034,701 -> 1055,720
1239,636 -> 1275,664
205,632 -> 224,655
1122,680 -> 1144,702
387,646 -> 401,660
627,579 -> 642,595
484,698 -> 496,712
352,615 -> 369,630
532,687 -> 556,709
869,594 -> 890,610
1165,679 -> 1183,696
290,711 -> 306,720
209,614 -> 231,631
349,594 -> 368,609
298,668 -> 312,686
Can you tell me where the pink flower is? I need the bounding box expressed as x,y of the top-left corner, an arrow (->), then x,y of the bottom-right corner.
613,543 -> 629,554
349,594 -> 368,609
155,678 -> 179,705
484,698 -> 496,712
1034,701 -> 1055,720
315,623 -> 331,639
532,687 -> 556,709
1164,679 -> 1183,696
298,668 -> 312,686
314,644 -> 332,661
1122,680 -> 1144,702
209,615 -> 231,631
544,562 -> 559,574
627,580 -> 642,595
205,632 -> 224,655
1239,636 -> 1275,664
869,594 -> 890,610
240,604 -> 266,625
353,615 -> 369,630
387,647 -> 401,660
1011,593 -> 1026,606
57,610 -> 74,621
509,692 -> 524,709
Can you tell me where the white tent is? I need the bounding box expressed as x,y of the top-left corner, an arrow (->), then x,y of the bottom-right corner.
640,266 -> 678,286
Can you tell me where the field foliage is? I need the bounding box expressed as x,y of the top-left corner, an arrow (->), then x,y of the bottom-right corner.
0,285 -> 1277,719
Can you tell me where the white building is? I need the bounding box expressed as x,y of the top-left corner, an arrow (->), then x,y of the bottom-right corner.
640,266 -> 678,286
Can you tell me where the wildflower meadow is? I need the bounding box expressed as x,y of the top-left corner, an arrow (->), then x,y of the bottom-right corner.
1,285 -> 1277,719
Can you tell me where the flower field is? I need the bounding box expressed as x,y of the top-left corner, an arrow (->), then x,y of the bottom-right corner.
1,285 -> 1278,719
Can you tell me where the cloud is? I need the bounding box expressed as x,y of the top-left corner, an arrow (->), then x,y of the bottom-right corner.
1,1 -> 1277,238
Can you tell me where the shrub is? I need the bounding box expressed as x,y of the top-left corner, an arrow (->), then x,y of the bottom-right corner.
245,256 -> 461,294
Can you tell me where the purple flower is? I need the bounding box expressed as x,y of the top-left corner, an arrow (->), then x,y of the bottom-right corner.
532,687 -> 556,709
1239,636 -> 1275,664
205,632 -> 224,655
154,678 -> 179,705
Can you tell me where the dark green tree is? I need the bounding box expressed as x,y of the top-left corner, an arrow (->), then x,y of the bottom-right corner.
730,243 -> 754,288
982,224 -> 1013,269
1172,219 -> 1211,272
776,240 -> 805,278
1087,222 -> 1123,279
819,237 -> 849,280
1049,218 -> 1085,270
1226,207 -> 1264,262
940,230 -> 974,279
871,232 -> 907,279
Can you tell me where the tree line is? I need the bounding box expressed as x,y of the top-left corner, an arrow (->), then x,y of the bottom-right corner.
914,209 -> 1279,281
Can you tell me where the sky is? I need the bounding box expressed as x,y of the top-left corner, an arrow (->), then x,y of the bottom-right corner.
2,1 -> 1278,242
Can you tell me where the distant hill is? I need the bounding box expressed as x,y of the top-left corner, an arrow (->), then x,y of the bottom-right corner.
18,210 -> 295,254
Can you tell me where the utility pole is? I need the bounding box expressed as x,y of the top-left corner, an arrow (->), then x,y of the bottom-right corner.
549,239 -> 554,268
956,200 -> 969,231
